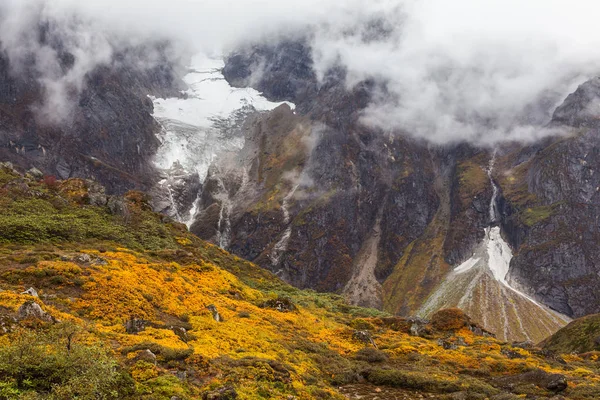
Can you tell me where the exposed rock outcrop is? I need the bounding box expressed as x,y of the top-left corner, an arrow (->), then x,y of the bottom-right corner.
0,21 -> 183,195
17,301 -> 53,323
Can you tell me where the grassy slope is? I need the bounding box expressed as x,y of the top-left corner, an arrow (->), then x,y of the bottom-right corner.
0,166 -> 600,399
541,314 -> 600,354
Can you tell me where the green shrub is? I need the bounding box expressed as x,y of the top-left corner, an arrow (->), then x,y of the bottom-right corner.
366,368 -> 461,393
0,326 -> 135,399
354,347 -> 388,363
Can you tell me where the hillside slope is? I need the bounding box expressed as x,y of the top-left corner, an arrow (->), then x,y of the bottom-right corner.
541,314 -> 600,355
0,165 -> 600,399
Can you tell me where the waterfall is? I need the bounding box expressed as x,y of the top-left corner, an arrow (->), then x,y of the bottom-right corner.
270,184 -> 299,267
215,176 -> 232,249
487,150 -> 499,223
418,150 -> 570,342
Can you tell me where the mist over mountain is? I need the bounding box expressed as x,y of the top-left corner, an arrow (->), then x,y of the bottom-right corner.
4,1 -> 600,398
0,0 -> 600,369
3,0 -> 600,144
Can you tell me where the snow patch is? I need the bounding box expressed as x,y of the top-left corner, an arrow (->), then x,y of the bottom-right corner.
420,151 -> 571,341
453,257 -> 481,274
487,226 -> 512,284
150,52 -> 294,226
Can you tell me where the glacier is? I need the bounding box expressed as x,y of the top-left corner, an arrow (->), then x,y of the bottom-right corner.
150,52 -> 294,227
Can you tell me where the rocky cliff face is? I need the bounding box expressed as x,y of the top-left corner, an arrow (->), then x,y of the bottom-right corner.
190,41 -> 501,316
3,23 -> 600,342
181,39 -> 600,340
0,24 -> 182,194
498,78 -> 600,319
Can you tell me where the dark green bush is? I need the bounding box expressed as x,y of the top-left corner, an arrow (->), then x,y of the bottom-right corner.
0,325 -> 135,399
355,347 -> 388,363
366,368 -> 462,393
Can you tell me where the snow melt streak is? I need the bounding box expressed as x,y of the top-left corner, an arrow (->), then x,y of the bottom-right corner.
419,154 -> 570,342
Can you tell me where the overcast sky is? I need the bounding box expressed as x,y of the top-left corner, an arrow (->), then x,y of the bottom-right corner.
2,0 -> 600,143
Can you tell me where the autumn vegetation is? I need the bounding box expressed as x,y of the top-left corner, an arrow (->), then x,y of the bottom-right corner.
0,164 -> 599,399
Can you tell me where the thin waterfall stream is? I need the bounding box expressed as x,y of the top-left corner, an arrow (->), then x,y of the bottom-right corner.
419,152 -> 570,342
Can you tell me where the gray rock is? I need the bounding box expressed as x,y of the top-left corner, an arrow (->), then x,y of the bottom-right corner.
0,314 -> 17,333
202,385 -> 238,400
21,287 -> 38,297
125,317 -> 147,334
86,180 -> 108,206
506,126 -> 600,318
17,301 -> 53,322
437,339 -> 458,350
408,318 -> 429,337
512,340 -> 534,349
133,349 -> 157,365
92,257 -> 108,266
107,196 -> 128,217
27,168 -> 44,180
206,305 -> 223,322
501,348 -> 525,359
496,369 -> 568,393
75,254 -> 92,263
0,162 -> 15,172
352,330 -> 377,348
172,326 -> 188,342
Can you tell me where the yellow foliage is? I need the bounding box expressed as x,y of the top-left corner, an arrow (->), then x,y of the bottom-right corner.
1,245 -> 600,398
572,367 -> 594,377
175,237 -> 193,246
131,361 -> 159,381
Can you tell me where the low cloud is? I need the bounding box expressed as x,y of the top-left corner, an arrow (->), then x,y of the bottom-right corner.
309,0 -> 600,144
2,0 -> 600,144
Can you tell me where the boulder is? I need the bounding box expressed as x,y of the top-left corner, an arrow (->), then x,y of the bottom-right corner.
75,254 -> 92,264
86,180 -> 108,206
27,168 -> 44,180
206,305 -> 223,322
407,317 -> 430,337
496,369 -> 568,393
132,349 -> 157,365
172,326 -> 189,342
21,287 -> 39,297
17,301 -> 53,323
125,317 -> 148,334
107,196 -> 128,217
